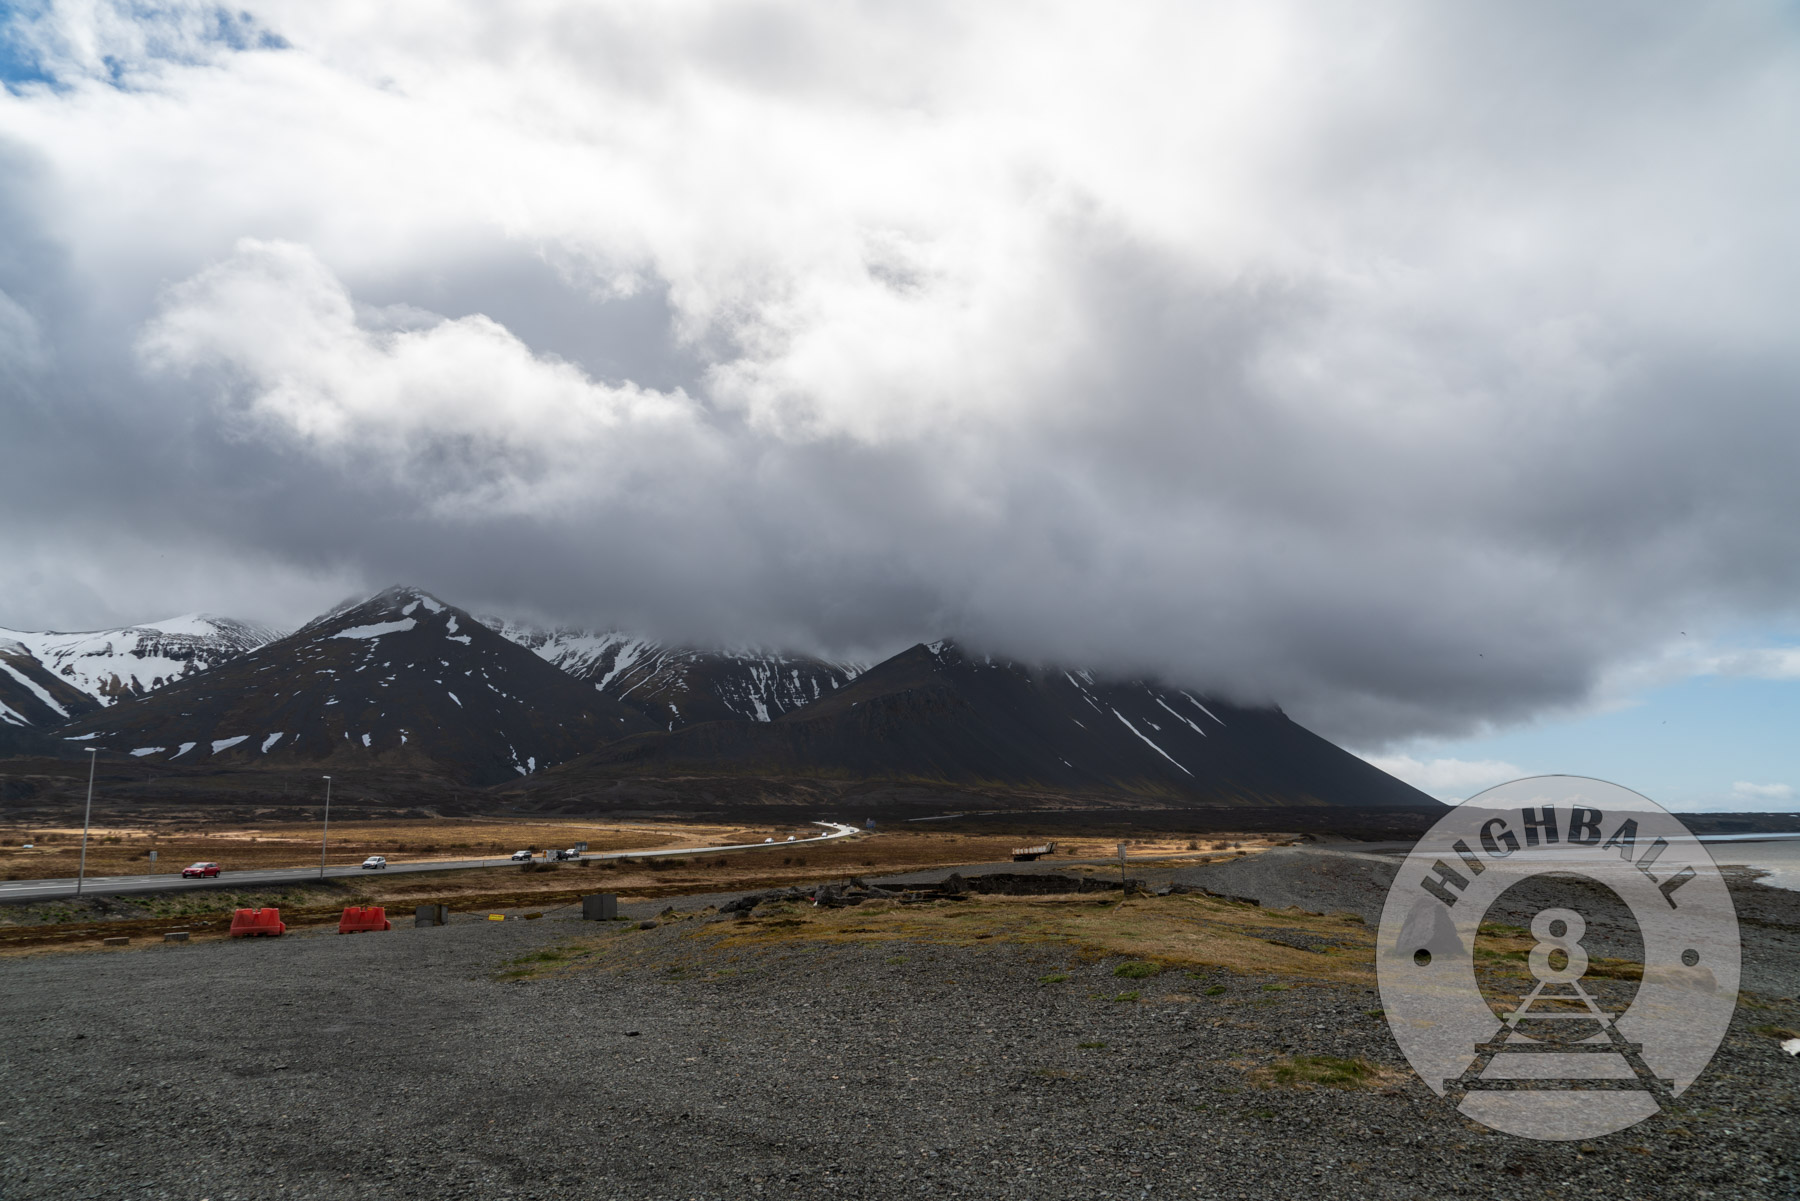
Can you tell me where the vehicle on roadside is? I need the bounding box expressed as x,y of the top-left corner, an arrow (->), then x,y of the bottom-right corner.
181,862 -> 220,878
361,855 -> 387,870
551,847 -> 582,861
510,849 -> 533,861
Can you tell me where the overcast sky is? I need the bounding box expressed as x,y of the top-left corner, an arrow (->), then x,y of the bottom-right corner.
3,2 -> 1799,799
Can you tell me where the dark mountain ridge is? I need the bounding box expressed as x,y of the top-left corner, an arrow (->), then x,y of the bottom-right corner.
483,621 -> 862,729
56,587 -> 659,785
24,589 -> 1436,814
526,641 -> 1439,810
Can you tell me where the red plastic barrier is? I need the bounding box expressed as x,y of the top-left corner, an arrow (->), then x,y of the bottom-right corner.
229,907 -> 286,937
338,905 -> 392,934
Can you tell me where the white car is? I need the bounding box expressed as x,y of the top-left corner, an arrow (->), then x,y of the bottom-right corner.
361,855 -> 387,870
510,849 -> 533,861
785,835 -> 795,842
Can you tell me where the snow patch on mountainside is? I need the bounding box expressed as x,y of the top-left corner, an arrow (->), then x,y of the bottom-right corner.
331,619 -> 417,640
482,621 -> 658,687
1154,694 -> 1208,737
0,616 -> 283,705
1182,692 -> 1227,725
1111,707 -> 1193,775
482,618 -> 865,728
0,660 -> 68,718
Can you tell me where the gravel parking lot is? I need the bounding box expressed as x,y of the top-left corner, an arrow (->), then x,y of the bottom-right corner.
1,853 -> 1795,1200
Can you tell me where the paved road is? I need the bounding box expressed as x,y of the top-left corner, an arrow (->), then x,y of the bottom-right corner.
0,821 -> 861,903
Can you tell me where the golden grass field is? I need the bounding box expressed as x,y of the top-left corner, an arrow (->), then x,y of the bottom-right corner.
502,890 -> 1378,986
714,891 -> 1377,981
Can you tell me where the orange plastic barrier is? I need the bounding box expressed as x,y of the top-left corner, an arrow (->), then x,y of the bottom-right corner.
229,907 -> 286,937
338,905 -> 392,934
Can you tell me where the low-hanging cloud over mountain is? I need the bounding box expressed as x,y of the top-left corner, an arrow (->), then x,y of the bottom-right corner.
2,1 -> 1799,747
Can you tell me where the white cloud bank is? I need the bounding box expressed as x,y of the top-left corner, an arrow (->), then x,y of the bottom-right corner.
2,2 -> 1800,745
1361,755 -> 1528,802
139,239 -> 719,516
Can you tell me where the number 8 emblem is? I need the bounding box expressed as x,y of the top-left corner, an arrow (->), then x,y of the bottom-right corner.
1527,908 -> 1588,983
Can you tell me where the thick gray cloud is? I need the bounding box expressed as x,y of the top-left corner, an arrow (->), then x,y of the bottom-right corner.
2,0 -> 1798,747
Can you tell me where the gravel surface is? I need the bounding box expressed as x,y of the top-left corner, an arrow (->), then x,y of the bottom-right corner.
1171,847 -> 1403,923
1169,847 -> 1800,996
1,854 -> 1796,1200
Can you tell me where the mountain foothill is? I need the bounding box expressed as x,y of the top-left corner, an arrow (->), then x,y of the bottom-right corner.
0,586 -> 1439,812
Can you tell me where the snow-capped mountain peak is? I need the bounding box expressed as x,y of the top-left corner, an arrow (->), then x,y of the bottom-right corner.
0,614 -> 284,710
308,585 -> 448,631
57,587 -> 657,784
484,619 -> 864,728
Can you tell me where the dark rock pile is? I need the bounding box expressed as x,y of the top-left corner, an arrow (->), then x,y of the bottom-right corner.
1160,882 -> 1262,906
718,871 -> 1157,918
939,872 -> 1126,897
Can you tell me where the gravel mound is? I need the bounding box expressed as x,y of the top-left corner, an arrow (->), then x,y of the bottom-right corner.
1174,847 -> 1400,922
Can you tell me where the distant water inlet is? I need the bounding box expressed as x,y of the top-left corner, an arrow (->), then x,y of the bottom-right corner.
1707,834 -> 1800,892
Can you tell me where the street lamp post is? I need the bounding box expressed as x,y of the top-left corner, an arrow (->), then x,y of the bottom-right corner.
319,775 -> 333,879
76,748 -> 98,896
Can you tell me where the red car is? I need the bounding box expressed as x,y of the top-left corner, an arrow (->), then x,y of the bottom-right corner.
181,862 -> 221,878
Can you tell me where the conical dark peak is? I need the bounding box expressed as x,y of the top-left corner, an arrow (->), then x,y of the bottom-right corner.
306,586 -> 457,634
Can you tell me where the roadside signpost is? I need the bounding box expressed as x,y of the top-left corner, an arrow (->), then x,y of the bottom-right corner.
1117,842 -> 1128,894
319,775 -> 333,878
76,748 -> 98,897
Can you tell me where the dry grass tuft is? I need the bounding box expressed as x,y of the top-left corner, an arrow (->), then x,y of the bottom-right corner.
1254,1054 -> 1399,1090
1474,923 -> 1643,982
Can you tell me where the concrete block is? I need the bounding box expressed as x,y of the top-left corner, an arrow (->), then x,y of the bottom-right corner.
582,894 -> 618,921
162,931 -> 189,943
102,936 -> 129,947
414,903 -> 450,927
